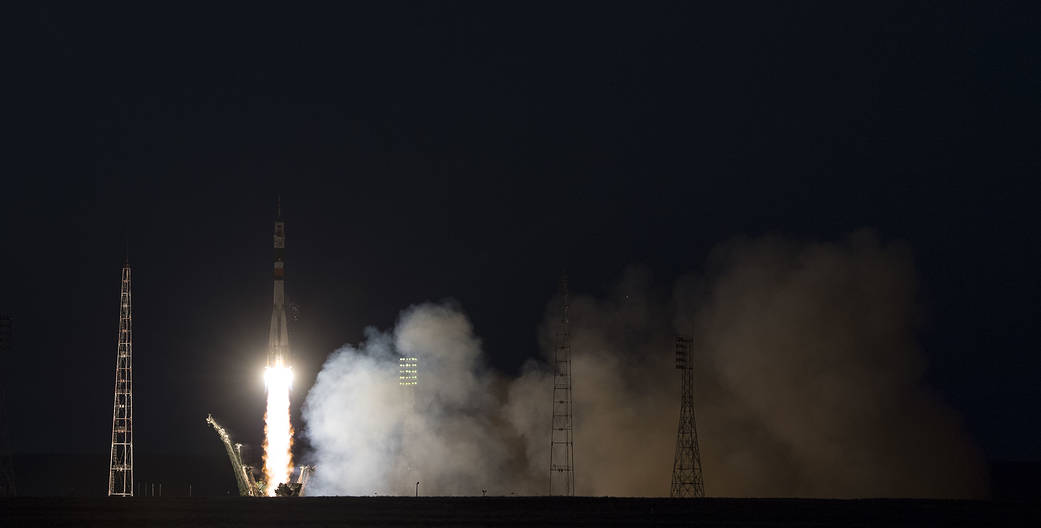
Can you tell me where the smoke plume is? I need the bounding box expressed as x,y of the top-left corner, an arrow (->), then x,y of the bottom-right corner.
303,231 -> 986,497
303,303 -> 538,496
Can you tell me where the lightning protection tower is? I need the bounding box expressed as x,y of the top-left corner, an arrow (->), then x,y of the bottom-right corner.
549,274 -> 575,496
107,261 -> 134,496
670,335 -> 704,497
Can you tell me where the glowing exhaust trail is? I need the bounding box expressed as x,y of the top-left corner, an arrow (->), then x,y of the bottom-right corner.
264,360 -> 293,495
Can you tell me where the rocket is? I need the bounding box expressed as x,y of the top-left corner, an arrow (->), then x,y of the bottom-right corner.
268,201 -> 289,367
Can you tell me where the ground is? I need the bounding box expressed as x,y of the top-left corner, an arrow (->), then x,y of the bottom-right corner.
2,497 -> 1039,527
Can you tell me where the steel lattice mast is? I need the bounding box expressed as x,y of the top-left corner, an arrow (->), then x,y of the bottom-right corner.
549,274 -> 575,496
670,335 -> 704,497
107,261 -> 134,497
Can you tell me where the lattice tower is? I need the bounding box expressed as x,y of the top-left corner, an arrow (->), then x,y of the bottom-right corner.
670,335 -> 704,497
107,263 -> 134,496
399,355 -> 419,493
549,275 -> 575,495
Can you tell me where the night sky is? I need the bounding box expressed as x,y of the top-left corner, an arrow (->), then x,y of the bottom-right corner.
3,1 -> 1039,477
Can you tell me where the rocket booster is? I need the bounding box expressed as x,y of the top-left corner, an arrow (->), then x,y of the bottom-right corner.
268,204 -> 289,367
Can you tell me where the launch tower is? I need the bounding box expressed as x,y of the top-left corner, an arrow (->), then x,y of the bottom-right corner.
670,335 -> 704,497
549,275 -> 575,496
107,261 -> 134,497
206,414 -> 262,496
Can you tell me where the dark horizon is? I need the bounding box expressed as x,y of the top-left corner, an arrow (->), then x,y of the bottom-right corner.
2,2 -> 1039,499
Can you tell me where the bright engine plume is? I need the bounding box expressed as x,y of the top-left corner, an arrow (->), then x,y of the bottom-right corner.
263,360 -> 294,495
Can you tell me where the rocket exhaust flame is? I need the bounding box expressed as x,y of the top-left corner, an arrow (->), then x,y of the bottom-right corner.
263,360 -> 294,495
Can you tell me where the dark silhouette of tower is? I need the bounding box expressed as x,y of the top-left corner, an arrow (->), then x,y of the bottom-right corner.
670,335 -> 704,497
549,275 -> 575,496
107,262 -> 134,496
0,313 -> 15,497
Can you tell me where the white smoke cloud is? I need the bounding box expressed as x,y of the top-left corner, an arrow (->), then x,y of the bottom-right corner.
302,232 -> 987,497
302,303 -> 541,496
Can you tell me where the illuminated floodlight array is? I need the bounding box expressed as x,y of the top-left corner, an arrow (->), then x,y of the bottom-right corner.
399,356 -> 418,386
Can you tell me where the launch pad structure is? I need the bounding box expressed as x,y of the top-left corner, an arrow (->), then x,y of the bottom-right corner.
205,414 -> 313,497
206,414 -> 262,496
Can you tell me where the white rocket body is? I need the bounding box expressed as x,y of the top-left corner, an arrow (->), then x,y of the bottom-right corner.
268,215 -> 289,367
